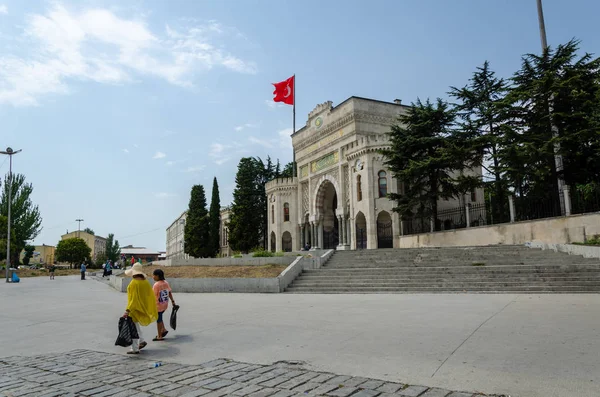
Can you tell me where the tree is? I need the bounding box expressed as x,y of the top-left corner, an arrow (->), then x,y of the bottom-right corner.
229,158 -> 262,253
0,215 -> 16,264
0,174 -> 43,267
105,233 -> 121,262
83,228 -> 95,235
56,238 -> 91,268
184,185 -> 211,258
208,177 -> 221,258
280,162 -> 295,178
381,98 -> 464,228
450,61 -> 511,222
22,245 -> 35,266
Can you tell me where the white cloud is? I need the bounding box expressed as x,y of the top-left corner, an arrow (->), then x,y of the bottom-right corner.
278,128 -> 293,149
214,157 -> 230,165
184,166 -> 205,173
249,136 -> 274,149
0,5 -> 7,15
122,148 -> 129,153
153,151 -> 166,159
234,122 -> 258,132
0,4 -> 256,106
155,192 -> 176,199
209,142 -> 233,165
133,144 -> 140,148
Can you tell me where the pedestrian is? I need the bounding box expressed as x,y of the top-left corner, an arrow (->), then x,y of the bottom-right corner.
49,264 -> 56,280
80,262 -> 86,280
102,260 -> 108,278
131,256 -> 135,266
152,269 -> 176,341
122,263 -> 158,354
105,260 -> 112,277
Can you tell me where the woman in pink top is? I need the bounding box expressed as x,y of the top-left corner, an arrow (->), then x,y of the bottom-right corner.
152,269 -> 176,341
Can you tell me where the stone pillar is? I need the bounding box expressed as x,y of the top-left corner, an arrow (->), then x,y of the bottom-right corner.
342,217 -> 347,245
465,204 -> 471,228
318,221 -> 324,249
430,218 -> 435,233
338,215 -> 344,247
310,222 -> 315,247
563,185 -> 572,216
508,195 -> 515,223
300,225 -> 305,248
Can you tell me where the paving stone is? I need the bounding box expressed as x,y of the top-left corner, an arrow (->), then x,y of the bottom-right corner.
77,384 -> 114,395
351,390 -> 382,397
326,386 -> 361,397
180,374 -> 216,386
162,386 -> 204,397
139,380 -> 172,392
340,376 -> 370,387
36,390 -> 67,397
153,382 -> 189,395
232,384 -> 264,396
233,372 -> 265,383
376,383 -> 405,394
171,369 -> 215,383
420,389 -> 452,397
62,381 -> 105,393
446,393 -> 474,397
248,372 -> 280,385
397,385 -> 430,397
218,370 -> 246,380
259,374 -> 295,388
10,386 -> 51,397
246,387 -> 278,397
178,389 -> 213,397
276,371 -> 321,389
189,377 -> 223,388
92,387 -> 132,397
290,381 -> 322,394
359,380 -> 385,390
325,375 -> 352,385
203,379 -> 236,390
200,382 -> 245,397
309,383 -> 342,395
267,390 -> 297,397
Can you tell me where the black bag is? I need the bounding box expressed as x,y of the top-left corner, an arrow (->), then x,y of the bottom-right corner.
170,305 -> 180,330
115,317 -> 139,347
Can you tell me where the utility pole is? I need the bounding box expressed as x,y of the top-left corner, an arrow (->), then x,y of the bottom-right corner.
1,147 -> 22,283
535,0 -> 566,215
76,219 -> 84,238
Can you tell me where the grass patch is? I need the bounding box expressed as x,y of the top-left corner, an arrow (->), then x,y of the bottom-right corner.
472,262 -> 486,266
573,235 -> 600,246
121,264 -> 287,279
252,249 -> 274,257
14,268 -> 81,278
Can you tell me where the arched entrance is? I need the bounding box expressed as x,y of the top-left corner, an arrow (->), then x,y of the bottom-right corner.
377,211 -> 393,248
355,212 -> 367,249
270,231 -> 276,252
315,180 -> 339,249
282,231 -> 292,252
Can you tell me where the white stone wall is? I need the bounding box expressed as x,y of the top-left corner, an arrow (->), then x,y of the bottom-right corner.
166,211 -> 188,260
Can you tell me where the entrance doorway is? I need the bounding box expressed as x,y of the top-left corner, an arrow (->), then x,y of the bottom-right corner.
316,180 -> 339,250
355,212 -> 367,249
377,211 -> 393,248
282,231 -> 292,252
270,231 -> 276,252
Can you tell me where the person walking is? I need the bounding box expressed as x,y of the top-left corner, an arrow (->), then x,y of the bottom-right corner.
152,269 -> 176,341
122,263 -> 158,354
49,264 -> 56,280
80,262 -> 86,280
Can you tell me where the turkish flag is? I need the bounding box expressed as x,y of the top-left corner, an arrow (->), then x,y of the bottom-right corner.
272,76 -> 294,105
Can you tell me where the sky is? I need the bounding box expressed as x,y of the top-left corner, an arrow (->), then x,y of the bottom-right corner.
0,0 -> 598,252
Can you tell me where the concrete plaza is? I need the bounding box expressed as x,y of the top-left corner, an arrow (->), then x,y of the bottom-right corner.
1,276 -> 599,397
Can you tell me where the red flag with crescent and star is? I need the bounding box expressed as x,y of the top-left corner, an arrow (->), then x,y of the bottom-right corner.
272,76 -> 294,105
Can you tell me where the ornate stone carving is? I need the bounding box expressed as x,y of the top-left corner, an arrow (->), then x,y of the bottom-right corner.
308,101 -> 333,121
295,113 -> 355,152
310,151 -> 339,173
300,165 -> 308,178
343,165 -> 349,205
302,182 -> 309,214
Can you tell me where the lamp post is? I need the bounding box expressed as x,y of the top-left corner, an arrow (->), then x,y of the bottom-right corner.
1,147 -> 22,283
536,0 -> 567,215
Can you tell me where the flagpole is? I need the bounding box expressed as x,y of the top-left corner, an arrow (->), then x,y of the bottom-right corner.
292,74 -> 296,178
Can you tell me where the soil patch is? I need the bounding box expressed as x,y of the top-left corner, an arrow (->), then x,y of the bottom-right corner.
14,268 -> 82,278
121,264 -> 287,279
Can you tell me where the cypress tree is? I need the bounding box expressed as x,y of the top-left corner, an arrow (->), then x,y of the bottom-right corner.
208,177 -> 221,258
229,158 -> 262,253
184,185 -> 210,258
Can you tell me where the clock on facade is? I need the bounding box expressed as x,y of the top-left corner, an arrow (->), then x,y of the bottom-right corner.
355,159 -> 364,170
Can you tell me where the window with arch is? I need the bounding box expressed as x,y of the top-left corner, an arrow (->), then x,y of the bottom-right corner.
283,203 -> 290,222
357,175 -> 363,201
271,205 -> 274,223
378,170 -> 387,197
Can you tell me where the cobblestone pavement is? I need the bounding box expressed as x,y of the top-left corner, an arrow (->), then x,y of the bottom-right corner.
0,350 -> 506,397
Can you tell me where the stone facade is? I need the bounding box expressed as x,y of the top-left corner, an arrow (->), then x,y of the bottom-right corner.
220,207 -> 232,257
166,210 -> 188,261
265,96 -> 485,251
61,231 -> 106,260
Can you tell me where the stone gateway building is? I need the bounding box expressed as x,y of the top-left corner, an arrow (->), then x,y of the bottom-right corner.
265,96 -> 484,252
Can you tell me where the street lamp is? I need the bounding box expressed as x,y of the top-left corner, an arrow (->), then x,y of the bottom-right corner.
536,0 -> 567,215
0,147 -> 22,283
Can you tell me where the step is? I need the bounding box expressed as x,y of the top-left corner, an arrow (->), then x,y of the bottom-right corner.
290,280 -> 600,287
285,286 -> 600,293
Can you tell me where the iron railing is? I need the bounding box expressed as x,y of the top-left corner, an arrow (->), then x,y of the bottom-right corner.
571,184 -> 600,215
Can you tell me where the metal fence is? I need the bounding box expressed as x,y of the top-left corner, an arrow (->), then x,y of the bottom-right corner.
514,194 -> 561,222
571,184 -> 600,215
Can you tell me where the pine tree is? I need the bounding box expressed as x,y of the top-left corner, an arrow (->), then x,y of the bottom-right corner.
229,158 -> 262,253
208,177 -> 221,258
450,61 -> 510,222
280,162 -> 295,178
184,185 -> 210,258
381,98 -> 462,229
105,233 -> 121,262
254,157 -> 276,250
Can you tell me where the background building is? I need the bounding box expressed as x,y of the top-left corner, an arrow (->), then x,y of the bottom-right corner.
166,211 -> 188,260
121,246 -> 160,263
220,207 -> 232,257
19,244 -> 55,265
61,231 -> 106,260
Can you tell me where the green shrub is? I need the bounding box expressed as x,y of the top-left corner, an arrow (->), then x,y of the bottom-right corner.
252,250 -> 274,257
233,254 -> 243,258
274,251 -> 285,257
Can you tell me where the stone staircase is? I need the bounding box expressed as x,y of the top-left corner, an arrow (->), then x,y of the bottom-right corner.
285,245 -> 600,293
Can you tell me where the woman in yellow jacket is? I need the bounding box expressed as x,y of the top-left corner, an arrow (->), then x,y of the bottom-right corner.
122,263 -> 158,354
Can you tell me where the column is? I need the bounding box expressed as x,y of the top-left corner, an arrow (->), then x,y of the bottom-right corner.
508,195 -> 516,223
300,225 -> 305,247
310,222 -> 315,247
563,185 -> 572,216
465,204 -> 471,228
337,215 -> 343,246
342,217 -> 347,245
